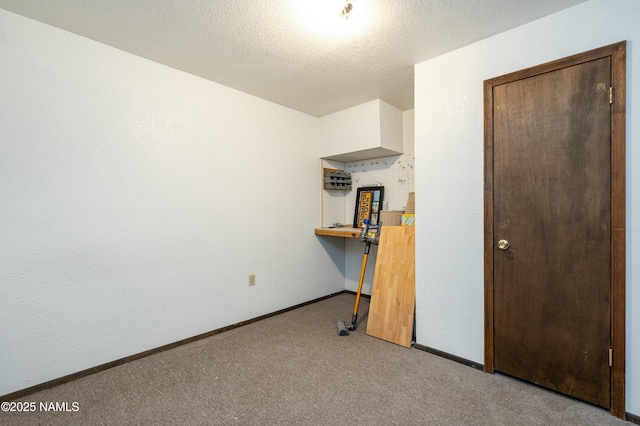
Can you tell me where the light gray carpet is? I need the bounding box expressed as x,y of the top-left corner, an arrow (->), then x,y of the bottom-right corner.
0,293 -> 630,425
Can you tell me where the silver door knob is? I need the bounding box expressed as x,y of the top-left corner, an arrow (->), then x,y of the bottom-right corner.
497,239 -> 510,250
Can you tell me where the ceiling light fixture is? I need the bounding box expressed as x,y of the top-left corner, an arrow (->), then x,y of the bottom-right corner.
294,0 -> 370,40
341,0 -> 353,19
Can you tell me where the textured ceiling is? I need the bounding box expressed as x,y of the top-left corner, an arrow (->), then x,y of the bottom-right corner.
0,0 -> 588,116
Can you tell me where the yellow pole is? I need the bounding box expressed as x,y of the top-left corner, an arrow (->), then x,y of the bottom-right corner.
353,253 -> 368,315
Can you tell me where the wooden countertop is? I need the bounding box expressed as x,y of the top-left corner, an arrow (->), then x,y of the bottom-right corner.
314,227 -> 362,238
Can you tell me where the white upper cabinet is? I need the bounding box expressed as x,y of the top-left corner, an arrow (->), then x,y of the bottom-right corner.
319,99 -> 404,162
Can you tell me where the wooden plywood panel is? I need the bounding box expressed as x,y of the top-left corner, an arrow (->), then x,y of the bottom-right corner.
366,226 -> 415,347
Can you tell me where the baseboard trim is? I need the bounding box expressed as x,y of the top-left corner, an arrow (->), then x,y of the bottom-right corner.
414,343 -> 484,371
628,412 -> 640,424
1,290 -> 346,402
343,290 -> 371,299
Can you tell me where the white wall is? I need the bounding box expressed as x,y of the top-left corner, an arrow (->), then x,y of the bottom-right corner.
403,109 -> 415,156
414,0 -> 639,415
0,10 -> 345,396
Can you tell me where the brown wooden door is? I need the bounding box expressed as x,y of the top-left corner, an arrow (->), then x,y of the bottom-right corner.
491,57 -> 612,408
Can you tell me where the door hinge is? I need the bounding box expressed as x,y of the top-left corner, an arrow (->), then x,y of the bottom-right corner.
609,87 -> 613,105
609,348 -> 613,367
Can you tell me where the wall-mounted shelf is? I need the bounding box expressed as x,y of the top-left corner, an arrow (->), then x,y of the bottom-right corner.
314,227 -> 361,238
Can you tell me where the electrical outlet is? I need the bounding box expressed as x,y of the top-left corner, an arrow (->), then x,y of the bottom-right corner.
248,274 -> 256,286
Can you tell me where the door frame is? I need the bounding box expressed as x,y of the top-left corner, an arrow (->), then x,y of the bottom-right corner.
483,41 -> 626,418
